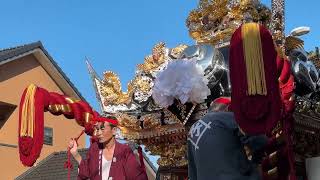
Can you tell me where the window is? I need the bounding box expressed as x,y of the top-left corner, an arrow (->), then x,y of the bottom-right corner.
0,101 -> 17,130
44,127 -> 53,145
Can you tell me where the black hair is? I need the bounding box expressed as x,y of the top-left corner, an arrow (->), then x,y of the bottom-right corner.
209,103 -> 229,112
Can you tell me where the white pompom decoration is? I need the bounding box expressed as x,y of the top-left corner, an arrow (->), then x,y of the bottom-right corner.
152,59 -> 210,107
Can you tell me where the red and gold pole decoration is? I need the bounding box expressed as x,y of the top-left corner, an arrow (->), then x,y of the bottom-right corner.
18,84 -> 99,167
266,32 -> 296,180
229,22 -> 282,135
260,55 -> 296,180
229,23 -> 296,180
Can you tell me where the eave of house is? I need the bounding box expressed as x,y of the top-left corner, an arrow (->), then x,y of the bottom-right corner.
0,41 -> 85,100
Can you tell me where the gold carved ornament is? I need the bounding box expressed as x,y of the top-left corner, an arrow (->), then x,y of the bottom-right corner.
137,42 -> 167,74
186,0 -> 271,44
100,71 -> 133,105
99,43 -> 187,106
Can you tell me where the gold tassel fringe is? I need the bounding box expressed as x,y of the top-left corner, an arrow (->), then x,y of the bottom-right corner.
20,84 -> 36,137
241,23 -> 267,95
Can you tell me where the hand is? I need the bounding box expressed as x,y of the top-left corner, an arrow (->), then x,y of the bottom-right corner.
68,139 -> 78,156
68,139 -> 82,164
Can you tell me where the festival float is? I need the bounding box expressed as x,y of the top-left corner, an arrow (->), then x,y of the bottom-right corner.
18,0 -> 320,179
87,0 -> 320,179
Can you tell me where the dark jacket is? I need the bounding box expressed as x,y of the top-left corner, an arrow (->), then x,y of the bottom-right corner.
78,141 -> 148,180
187,112 -> 266,180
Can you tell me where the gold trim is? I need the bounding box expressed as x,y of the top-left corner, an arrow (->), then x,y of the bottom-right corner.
65,97 -> 80,104
61,104 -> 71,113
267,167 -> 278,179
269,151 -> 278,167
83,112 -> 92,124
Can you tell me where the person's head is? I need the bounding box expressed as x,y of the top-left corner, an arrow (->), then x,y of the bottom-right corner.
209,97 -> 231,112
93,116 -> 118,144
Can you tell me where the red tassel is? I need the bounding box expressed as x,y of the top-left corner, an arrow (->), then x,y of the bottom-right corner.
137,146 -> 146,172
64,148 -> 73,180
64,130 -> 85,180
19,87 -> 49,167
18,84 -> 100,168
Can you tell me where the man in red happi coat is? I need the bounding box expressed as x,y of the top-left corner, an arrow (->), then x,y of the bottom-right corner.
69,116 -> 148,180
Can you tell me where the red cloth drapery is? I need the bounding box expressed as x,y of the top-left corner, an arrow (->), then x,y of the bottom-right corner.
18,84 -> 101,167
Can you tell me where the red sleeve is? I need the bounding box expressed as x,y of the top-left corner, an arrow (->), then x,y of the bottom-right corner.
77,148 -> 92,179
124,147 -> 148,180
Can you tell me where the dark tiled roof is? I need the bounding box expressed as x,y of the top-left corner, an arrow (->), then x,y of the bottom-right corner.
0,41 -> 85,100
15,148 -> 88,180
0,41 -> 41,62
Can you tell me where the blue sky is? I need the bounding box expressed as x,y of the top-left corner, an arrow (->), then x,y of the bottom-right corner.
1,0 -> 319,110
1,0 -> 319,169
